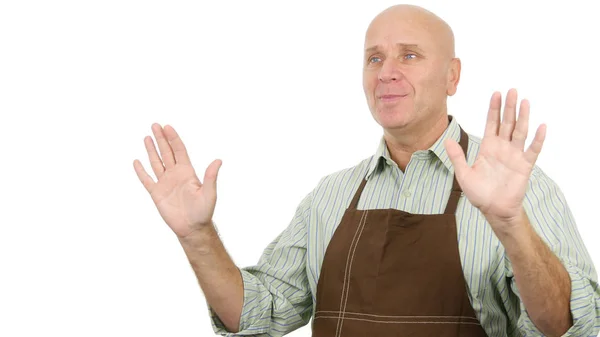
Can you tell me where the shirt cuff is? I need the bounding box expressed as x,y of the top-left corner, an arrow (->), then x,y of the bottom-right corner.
208,269 -> 271,336
518,261 -> 598,336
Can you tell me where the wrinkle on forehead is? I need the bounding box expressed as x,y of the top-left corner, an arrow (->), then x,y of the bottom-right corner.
365,4 -> 455,59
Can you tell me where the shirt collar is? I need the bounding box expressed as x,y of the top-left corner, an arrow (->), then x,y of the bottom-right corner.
366,115 -> 463,180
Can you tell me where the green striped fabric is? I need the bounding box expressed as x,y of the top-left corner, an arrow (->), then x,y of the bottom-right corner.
210,116 -> 600,337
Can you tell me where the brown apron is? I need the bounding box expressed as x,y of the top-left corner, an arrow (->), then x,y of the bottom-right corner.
312,127 -> 488,337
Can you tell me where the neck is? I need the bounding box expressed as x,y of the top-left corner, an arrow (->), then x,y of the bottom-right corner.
384,113 -> 449,171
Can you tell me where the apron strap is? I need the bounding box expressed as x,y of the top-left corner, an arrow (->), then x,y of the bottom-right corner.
444,126 -> 469,215
352,124 -> 469,214
349,177 -> 369,210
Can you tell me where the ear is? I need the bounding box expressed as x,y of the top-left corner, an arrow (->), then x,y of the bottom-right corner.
446,57 -> 461,96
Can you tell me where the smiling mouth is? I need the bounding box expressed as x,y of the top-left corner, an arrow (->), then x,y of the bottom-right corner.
378,94 -> 407,102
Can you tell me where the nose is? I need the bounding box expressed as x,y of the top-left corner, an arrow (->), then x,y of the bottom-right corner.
378,59 -> 404,83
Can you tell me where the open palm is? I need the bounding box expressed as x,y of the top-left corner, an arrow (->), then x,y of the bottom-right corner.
445,89 -> 546,225
133,123 -> 222,238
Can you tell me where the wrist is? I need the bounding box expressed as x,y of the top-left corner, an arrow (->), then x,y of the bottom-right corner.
490,213 -> 537,258
485,208 -> 529,238
178,223 -> 218,250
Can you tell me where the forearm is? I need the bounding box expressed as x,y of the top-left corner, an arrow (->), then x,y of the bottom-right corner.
495,213 -> 572,336
178,224 -> 244,333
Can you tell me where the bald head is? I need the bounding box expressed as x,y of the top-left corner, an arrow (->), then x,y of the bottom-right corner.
365,4 -> 455,58
361,4 -> 462,136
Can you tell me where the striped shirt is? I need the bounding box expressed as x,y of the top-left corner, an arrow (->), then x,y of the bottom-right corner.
210,116 -> 600,336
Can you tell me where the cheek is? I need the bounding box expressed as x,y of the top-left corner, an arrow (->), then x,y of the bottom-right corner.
426,66 -> 449,88
363,75 -> 378,100
413,71 -> 446,96
363,69 -> 376,87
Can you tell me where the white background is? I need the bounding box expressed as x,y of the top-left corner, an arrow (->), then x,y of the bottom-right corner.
1,1 -> 598,336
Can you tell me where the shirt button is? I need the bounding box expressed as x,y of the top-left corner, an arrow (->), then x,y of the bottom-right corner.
403,190 -> 412,197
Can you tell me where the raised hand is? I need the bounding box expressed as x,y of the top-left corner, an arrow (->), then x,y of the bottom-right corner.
444,89 -> 546,231
133,123 -> 222,238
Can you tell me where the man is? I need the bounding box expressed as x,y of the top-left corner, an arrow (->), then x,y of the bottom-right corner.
133,4 -> 600,337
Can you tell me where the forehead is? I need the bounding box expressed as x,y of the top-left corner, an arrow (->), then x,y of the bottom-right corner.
365,18 -> 433,50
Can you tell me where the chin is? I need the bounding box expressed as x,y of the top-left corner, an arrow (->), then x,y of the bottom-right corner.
373,107 -> 414,130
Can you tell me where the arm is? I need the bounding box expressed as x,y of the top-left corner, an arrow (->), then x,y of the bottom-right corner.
498,211 -> 572,335
444,90 -> 600,336
178,224 -> 244,333
132,124 -> 312,336
206,192 -> 314,336
502,168 -> 600,337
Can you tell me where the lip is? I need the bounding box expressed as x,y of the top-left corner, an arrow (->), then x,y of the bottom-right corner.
377,94 -> 407,102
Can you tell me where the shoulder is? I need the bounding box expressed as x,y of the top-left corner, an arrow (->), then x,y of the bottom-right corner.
522,165 -> 571,249
526,165 -> 566,201
314,156 -> 373,194
303,155 -> 374,211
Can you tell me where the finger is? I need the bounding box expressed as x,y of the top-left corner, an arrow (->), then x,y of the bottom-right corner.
163,125 -> 192,166
444,139 -> 470,183
144,136 -> 165,179
133,159 -> 156,193
524,124 -> 547,165
152,123 -> 176,169
203,159 -> 223,198
499,88 -> 518,140
511,99 -> 530,151
484,91 -> 502,138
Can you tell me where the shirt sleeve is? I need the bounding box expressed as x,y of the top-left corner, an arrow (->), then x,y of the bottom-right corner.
507,166 -> 600,336
209,191 -> 314,336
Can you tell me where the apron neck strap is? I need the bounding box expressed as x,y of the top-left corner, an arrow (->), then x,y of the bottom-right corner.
444,126 -> 469,215
349,176 -> 369,210
350,124 -> 469,214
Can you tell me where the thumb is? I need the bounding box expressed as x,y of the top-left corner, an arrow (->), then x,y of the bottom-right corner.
444,139 -> 469,182
203,159 -> 222,196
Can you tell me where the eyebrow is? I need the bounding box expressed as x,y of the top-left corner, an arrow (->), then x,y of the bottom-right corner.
364,43 -> 423,54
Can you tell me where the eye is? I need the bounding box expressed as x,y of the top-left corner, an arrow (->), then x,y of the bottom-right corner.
368,56 -> 382,64
404,53 -> 417,60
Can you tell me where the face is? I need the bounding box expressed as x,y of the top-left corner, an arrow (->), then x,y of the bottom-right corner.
362,9 -> 460,132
